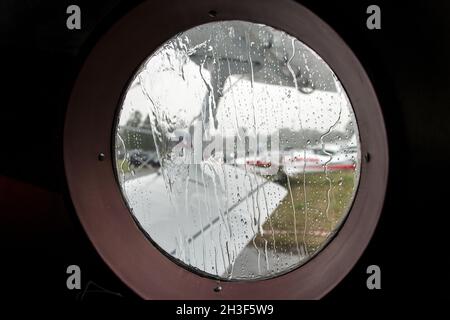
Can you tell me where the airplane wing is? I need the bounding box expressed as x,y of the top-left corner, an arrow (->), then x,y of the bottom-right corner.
122,163 -> 287,277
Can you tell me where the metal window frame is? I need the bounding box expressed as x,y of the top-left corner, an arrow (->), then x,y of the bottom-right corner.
64,0 -> 388,299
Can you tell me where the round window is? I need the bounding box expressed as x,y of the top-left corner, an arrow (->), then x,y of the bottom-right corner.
114,21 -> 361,280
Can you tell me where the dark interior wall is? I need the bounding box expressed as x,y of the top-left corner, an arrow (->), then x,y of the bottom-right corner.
0,0 -> 449,300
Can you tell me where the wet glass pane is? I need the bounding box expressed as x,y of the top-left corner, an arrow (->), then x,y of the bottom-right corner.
114,21 -> 361,280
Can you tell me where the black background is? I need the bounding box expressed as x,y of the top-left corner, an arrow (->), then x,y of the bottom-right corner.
1,0 -> 449,301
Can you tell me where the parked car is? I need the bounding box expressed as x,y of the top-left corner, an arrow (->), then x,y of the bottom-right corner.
129,150 -> 160,168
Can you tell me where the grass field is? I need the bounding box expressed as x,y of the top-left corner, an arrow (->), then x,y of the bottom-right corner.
254,170 -> 357,255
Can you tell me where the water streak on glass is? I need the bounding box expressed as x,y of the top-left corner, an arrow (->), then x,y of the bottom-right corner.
114,21 -> 361,280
